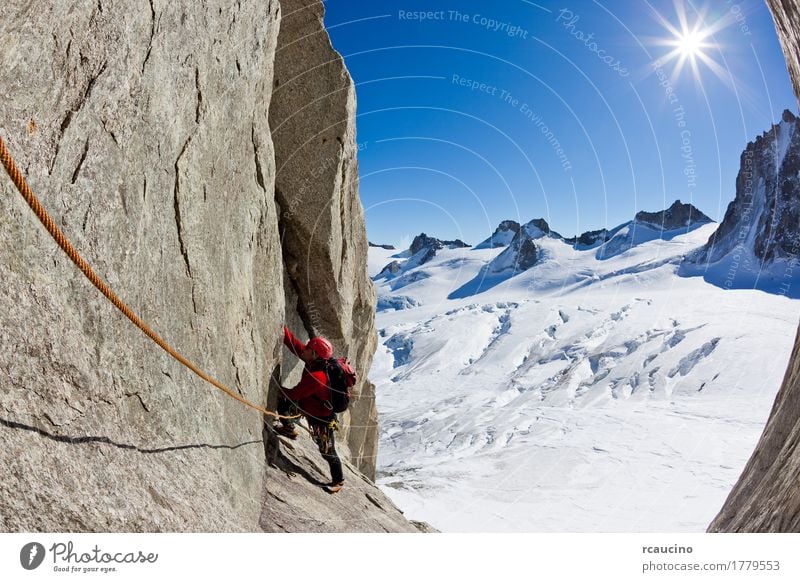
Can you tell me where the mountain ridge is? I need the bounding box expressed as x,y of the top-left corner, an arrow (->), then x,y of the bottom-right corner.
390,199 -> 714,259
375,200 -> 717,284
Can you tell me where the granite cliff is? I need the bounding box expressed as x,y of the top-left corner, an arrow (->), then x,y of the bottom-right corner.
685,113 -> 799,267
708,0 -> 800,532
0,0 -> 416,532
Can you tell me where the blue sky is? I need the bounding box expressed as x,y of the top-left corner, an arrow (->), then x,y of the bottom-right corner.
323,0 -> 797,248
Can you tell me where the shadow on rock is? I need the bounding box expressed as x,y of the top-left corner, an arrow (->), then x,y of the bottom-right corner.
0,417 -> 261,454
262,423 -> 326,487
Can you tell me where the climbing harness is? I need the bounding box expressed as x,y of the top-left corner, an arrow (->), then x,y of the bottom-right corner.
310,417 -> 339,454
0,134 -> 297,421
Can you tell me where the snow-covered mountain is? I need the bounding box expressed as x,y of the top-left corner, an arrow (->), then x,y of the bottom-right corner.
635,199 -> 713,230
373,233 -> 471,283
410,232 -> 470,258
368,188 -> 800,531
484,218 -> 555,275
563,227 -> 615,249
474,220 -> 521,249
369,241 -> 396,250
681,110 -> 800,294
597,200 -> 712,260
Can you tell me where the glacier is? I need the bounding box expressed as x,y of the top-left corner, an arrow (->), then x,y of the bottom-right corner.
368,223 -> 799,531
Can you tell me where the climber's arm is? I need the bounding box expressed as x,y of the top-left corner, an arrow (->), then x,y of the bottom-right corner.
283,326 -> 306,359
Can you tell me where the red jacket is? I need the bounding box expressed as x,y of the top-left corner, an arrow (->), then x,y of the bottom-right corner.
282,327 -> 332,420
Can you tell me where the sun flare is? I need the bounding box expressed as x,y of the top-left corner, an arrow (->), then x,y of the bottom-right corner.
649,2 -> 733,86
676,29 -> 705,58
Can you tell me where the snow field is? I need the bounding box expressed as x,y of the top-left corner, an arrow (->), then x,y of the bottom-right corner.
369,224 -> 799,531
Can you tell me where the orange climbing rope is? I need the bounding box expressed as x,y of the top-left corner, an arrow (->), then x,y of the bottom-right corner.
0,134 -> 296,421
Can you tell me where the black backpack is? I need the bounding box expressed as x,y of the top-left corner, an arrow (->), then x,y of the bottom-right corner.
323,357 -> 357,413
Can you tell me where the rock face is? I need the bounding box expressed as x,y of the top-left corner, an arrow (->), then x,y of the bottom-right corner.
400,232 -> 470,267
369,241 -> 396,250
410,232 -> 469,254
474,220 -> 520,249
376,295 -> 421,312
486,220 -> 543,274
562,202 -> 709,251
564,228 -> 611,248
596,200 -> 711,260
0,0 -> 284,533
261,427 -> 431,532
376,260 -> 402,279
268,0 -> 378,479
528,218 -> 555,236
687,113 -> 800,267
708,1 -> 800,532
635,200 -> 712,230
768,0 -> 800,112
410,244 -> 438,266
0,0 -> 409,532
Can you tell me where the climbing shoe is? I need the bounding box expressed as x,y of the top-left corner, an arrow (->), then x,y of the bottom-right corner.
323,482 -> 344,494
274,424 -> 299,440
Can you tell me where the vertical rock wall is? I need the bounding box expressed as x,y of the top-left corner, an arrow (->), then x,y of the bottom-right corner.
269,0 -> 379,478
708,0 -> 800,532
686,112 -> 800,267
0,0 -> 385,530
768,0 -> 800,111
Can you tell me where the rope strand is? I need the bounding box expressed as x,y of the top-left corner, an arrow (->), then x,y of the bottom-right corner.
0,134 -> 296,421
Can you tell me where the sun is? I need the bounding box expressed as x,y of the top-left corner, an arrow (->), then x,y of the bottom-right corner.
676,28 -> 705,58
667,22 -> 713,65
666,24 -> 714,81
649,2 -> 732,86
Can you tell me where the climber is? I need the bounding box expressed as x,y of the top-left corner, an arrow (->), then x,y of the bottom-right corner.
274,326 -> 345,494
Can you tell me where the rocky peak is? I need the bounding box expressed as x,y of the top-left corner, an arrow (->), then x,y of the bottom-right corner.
376,260 -> 402,279
478,217 -> 564,250
486,224 -> 540,274
409,232 -> 469,255
474,220 -> 520,249
686,111 -> 800,267
635,200 -> 712,230
526,218 -> 552,235
497,219 -> 521,233
409,233 -> 438,255
407,232 -> 469,265
564,228 -> 612,248
369,241 -> 396,250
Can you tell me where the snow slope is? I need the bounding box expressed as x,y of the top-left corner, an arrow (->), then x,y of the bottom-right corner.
369,223 -> 800,531
368,246 -> 401,277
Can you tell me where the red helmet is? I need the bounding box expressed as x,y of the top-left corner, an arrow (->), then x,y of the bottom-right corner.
307,337 -> 333,360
